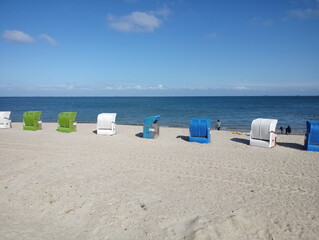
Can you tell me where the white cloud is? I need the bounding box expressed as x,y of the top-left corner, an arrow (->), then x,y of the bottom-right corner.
1,30 -> 34,43
107,11 -> 164,33
150,84 -> 165,90
128,84 -> 166,90
234,86 -> 249,90
39,34 -> 57,45
288,8 -> 319,18
104,85 -> 114,90
181,86 -> 212,90
103,84 -> 166,90
132,84 -> 143,90
30,84 -> 75,91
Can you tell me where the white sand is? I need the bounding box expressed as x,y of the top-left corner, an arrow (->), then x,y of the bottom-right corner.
0,123 -> 318,240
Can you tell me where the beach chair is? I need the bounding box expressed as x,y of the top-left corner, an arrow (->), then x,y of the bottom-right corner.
97,113 -> 117,135
23,111 -> 42,131
189,118 -> 211,143
304,121 -> 319,152
57,112 -> 77,133
143,115 -> 160,139
250,118 -> 278,148
0,111 -> 12,129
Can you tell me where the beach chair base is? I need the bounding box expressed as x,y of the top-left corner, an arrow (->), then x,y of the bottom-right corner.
189,136 -> 210,144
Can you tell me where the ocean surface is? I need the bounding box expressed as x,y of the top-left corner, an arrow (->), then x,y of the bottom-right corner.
1,96 -> 319,134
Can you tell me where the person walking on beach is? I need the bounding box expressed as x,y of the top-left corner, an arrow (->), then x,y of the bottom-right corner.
216,120 -> 221,130
286,125 -> 291,134
280,126 -> 284,134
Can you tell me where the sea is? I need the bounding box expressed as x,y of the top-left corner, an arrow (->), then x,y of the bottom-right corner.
1,96 -> 319,134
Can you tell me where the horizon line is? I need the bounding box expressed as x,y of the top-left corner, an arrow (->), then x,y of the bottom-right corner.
1,95 -> 319,98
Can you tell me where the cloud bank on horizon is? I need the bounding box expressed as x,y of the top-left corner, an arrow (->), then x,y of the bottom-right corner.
0,0 -> 318,96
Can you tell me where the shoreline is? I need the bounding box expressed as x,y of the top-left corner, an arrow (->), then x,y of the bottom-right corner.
9,121 -> 307,135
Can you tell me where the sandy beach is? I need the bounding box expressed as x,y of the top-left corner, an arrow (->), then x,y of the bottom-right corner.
0,123 -> 318,240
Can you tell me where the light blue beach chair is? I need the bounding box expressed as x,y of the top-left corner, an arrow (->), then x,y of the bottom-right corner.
143,115 -> 160,139
189,118 -> 211,143
305,121 -> 319,152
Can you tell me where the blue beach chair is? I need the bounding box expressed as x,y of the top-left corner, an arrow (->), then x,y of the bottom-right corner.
143,115 -> 160,139
305,121 -> 319,152
189,118 -> 211,143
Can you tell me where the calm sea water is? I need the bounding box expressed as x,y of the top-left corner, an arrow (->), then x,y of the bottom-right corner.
1,96 -> 319,133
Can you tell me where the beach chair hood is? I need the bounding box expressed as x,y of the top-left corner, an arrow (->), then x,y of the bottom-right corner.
251,118 -> 277,140
98,113 -> 116,129
143,115 -> 160,139
57,112 -> 77,133
23,111 -> 42,131
0,111 -> 12,128
189,118 -> 211,143
97,113 -> 117,135
250,118 -> 278,148
305,121 -> 319,152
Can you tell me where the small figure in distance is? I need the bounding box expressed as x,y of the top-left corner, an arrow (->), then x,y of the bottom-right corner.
280,126 -> 284,134
286,125 -> 292,134
216,119 -> 221,130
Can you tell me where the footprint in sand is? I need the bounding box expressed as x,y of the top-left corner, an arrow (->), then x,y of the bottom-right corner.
193,229 -> 211,240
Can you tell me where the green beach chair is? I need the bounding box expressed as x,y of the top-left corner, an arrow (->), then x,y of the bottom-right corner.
23,111 -> 42,131
57,112 -> 77,133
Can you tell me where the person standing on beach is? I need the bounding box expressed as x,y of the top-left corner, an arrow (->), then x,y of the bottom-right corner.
280,126 -> 284,134
286,125 -> 292,134
216,120 -> 221,130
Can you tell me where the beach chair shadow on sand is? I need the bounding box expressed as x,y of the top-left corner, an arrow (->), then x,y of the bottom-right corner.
176,135 -> 189,142
231,138 -> 250,145
276,142 -> 304,150
135,132 -> 144,138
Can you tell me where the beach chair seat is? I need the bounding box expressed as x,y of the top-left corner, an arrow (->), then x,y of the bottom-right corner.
305,121 -> 319,152
143,115 -> 160,139
57,112 -> 77,133
0,111 -> 12,129
97,113 -> 117,135
250,118 -> 278,148
189,118 -> 211,143
23,111 -> 42,131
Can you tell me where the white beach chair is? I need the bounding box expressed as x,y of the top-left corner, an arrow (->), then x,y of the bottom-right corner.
0,111 -> 12,129
250,118 -> 278,148
97,113 -> 117,135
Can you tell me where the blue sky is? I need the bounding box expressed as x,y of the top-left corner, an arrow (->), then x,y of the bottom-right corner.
0,0 -> 318,96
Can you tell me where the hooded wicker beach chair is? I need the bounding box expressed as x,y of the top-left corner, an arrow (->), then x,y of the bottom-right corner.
143,115 -> 160,139
0,111 -> 12,129
97,113 -> 117,135
189,118 -> 211,143
304,121 -> 319,152
57,112 -> 77,133
250,118 -> 278,148
23,111 -> 42,131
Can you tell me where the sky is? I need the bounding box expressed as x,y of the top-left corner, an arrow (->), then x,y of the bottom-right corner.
0,0 -> 319,96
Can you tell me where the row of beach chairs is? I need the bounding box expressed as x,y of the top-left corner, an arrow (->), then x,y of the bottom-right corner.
1,111 -> 318,152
